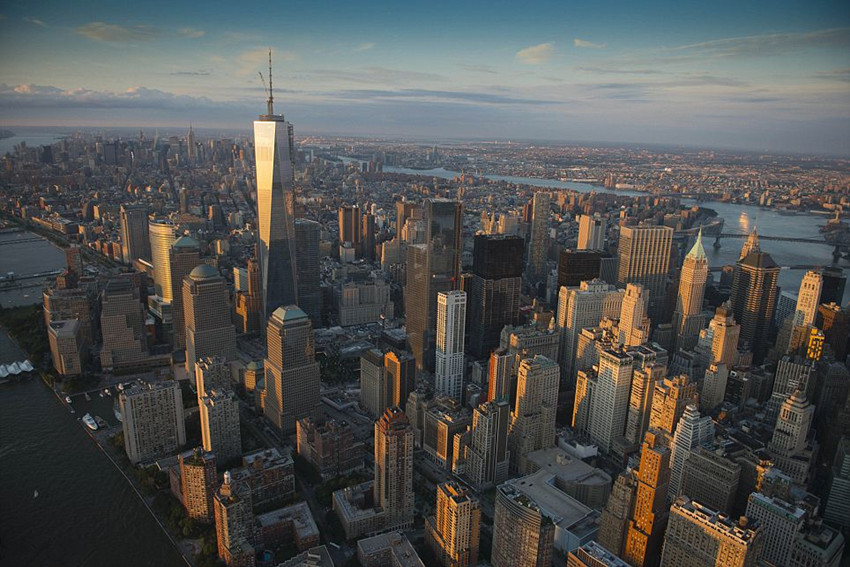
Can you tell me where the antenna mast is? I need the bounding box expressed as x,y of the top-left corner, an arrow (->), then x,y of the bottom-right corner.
267,48 -> 274,115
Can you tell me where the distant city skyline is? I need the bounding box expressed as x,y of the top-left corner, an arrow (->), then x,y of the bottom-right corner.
0,1 -> 849,155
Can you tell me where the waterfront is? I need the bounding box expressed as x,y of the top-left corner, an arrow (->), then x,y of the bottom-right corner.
0,231 -> 67,308
0,132 -> 67,156
385,165 -> 850,305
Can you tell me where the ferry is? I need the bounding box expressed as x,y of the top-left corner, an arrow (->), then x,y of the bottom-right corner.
65,396 -> 72,404
82,413 -> 98,431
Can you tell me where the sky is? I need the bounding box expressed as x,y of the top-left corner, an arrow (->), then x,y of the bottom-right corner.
1,0 -> 849,155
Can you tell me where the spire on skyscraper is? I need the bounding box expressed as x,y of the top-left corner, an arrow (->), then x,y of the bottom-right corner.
267,48 -> 274,116
740,227 -> 760,259
686,228 -> 707,260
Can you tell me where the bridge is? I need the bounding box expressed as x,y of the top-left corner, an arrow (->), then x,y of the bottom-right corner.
0,269 -> 63,283
0,237 -> 44,246
714,232 -> 828,245
709,265 -> 827,273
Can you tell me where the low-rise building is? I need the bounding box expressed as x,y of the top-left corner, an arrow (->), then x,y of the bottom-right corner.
357,531 -> 425,567
254,501 -> 319,552
296,417 -> 364,480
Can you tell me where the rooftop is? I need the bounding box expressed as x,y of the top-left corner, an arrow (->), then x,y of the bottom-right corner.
357,532 -> 424,567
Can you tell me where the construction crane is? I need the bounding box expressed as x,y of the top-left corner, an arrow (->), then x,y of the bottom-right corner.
257,49 -> 274,115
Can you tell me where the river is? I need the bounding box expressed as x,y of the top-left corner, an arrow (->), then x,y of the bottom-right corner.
384,165 -> 850,304
0,132 -> 67,156
0,231 -> 68,308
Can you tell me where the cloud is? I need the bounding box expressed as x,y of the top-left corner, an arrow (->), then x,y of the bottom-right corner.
170,70 -> 211,76
23,17 -> 47,28
0,83 -> 230,111
577,66 -> 664,75
76,21 -> 159,42
354,42 -> 375,52
301,67 -> 446,85
331,88 -> 557,106
516,42 -> 555,64
813,68 -> 850,82
177,27 -> 205,39
671,27 -> 850,58
459,63 -> 498,74
574,38 -> 605,49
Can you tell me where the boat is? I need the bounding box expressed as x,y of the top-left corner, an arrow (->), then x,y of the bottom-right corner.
94,416 -> 108,429
104,388 -> 112,396
33,490 -> 38,499
82,413 -> 98,431
98,392 -> 104,398
117,383 -> 124,391
65,396 -> 72,404
84,392 -> 91,401
114,404 -> 123,423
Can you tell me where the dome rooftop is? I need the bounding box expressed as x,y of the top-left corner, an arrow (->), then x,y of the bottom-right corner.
189,264 -> 219,279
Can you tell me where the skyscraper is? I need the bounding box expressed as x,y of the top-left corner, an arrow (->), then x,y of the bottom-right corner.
820,266 -> 847,306
214,472 -> 255,567
745,492 -> 805,567
294,218 -> 322,326
195,356 -> 231,398
527,192 -> 551,282
338,205 -> 362,253
648,374 -> 698,436
793,270 -> 823,327
617,225 -> 673,323
200,389 -> 242,467
557,280 -> 624,382
425,481 -> 481,567
588,348 -> 633,453
487,348 -> 513,403
169,236 -> 201,349
509,355 -> 559,474
374,407 -> 415,531
706,303 -> 740,367
406,199 -> 462,371
183,265 -> 237,374
557,249 -> 611,288
768,389 -> 815,485
578,213 -> 606,251
618,283 -> 651,347
491,482 -> 554,567
120,204 -> 151,264
668,404 -> 715,501
100,277 -> 149,371
467,234 -> 524,359
673,230 -> 709,351
436,291 -> 467,401
464,400 -> 511,489
119,381 -> 186,465
235,256 -> 262,333
264,306 -> 320,434
730,231 -> 780,362
623,430 -> 671,567
254,56 -> 298,319
179,448 -> 217,523
598,470 -> 638,557
660,497 -> 763,567
148,219 -> 176,300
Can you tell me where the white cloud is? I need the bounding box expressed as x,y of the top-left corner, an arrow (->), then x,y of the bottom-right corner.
516,42 -> 555,64
23,17 -> 47,28
76,21 -> 159,42
177,27 -> 205,39
355,42 -> 375,52
574,38 -> 605,49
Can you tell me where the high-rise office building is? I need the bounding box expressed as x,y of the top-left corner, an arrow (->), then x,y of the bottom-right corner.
294,218 -> 322,326
200,389 -> 242,467
680,447 -> 740,515
338,205 -> 362,253
623,430 -> 672,567
406,199 -> 462,371
745,492 -> 805,567
617,225 -> 673,323
183,265 -> 237,373
700,363 -> 729,413
148,219 -> 176,300
119,381 -> 186,465
374,407 -> 415,531
509,356 -> 559,474
768,390 -> 816,485
254,66 -> 298,320
668,404 -> 715,500
824,437 -> 850,528
235,257 -> 263,333
598,470 -> 638,557
557,280 -> 624,382
649,374 -> 698,436
730,231 -> 780,362
100,277 -> 149,371
362,211 -> 377,262
820,266 -> 847,306
491,482 -> 554,567
120,204 -> 151,264
214,472 -> 255,567
360,349 -> 416,418
588,348 -> 633,453
169,236 -> 201,349
578,213 -> 606,251
436,291 -> 467,401
619,283 -> 651,347
567,541 -> 629,567
425,481 -> 481,567
793,270 -> 823,327
705,303 -> 741,367
179,449 -> 217,523
623,348 -> 668,446
464,400 -> 510,489
660,497 -> 763,567
264,306 -> 320,434
673,230 -> 709,351
195,356 -> 231,398
487,348 -> 513,403
527,192 -> 551,282
467,234 -> 524,359
557,249 -> 612,289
